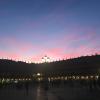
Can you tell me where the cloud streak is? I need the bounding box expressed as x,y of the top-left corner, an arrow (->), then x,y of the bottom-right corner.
0,0 -> 100,62
0,27 -> 100,62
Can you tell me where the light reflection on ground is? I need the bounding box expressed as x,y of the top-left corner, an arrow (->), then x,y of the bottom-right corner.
0,83 -> 100,100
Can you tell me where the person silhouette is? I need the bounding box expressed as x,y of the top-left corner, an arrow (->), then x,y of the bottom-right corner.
25,81 -> 29,95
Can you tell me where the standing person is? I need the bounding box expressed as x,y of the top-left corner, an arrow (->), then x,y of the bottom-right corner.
44,81 -> 49,91
97,75 -> 100,88
25,81 -> 29,95
43,79 -> 49,100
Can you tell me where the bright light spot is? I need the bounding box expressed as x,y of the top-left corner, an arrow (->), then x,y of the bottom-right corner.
37,73 -> 41,76
42,56 -> 51,63
2,78 -> 5,83
29,78 -> 31,81
23,79 -> 25,81
46,58 -> 51,62
95,75 -> 99,79
90,76 -> 93,78
48,78 -> 51,82
86,76 -> 89,79
14,80 -> 18,83
38,78 -> 41,81
76,76 -> 79,79
11,79 -> 14,81
65,77 -> 67,80
72,76 -> 75,79
81,76 -> 85,79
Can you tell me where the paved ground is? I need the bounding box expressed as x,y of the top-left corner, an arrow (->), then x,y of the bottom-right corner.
0,84 -> 58,100
0,84 -> 100,100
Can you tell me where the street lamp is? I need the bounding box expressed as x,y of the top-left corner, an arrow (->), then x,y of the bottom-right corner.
37,73 -> 41,76
42,55 -> 50,63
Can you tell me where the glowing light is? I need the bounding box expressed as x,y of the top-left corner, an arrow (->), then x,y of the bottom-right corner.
18,79 -> 21,81
72,76 -> 75,79
14,80 -> 18,83
48,78 -> 51,82
28,78 -> 31,81
37,73 -> 41,76
76,76 -> 79,79
2,78 -> 5,83
11,79 -> 14,81
95,75 -> 99,79
37,78 -> 41,81
6,79 -> 10,82
23,79 -> 25,81
81,76 -> 85,79
58,77 -> 60,79
65,76 -> 67,80
90,76 -> 94,78
85,76 -> 89,79
42,55 -> 51,63
61,76 -> 64,80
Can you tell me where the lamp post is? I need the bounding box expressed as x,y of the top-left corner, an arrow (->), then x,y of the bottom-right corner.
42,55 -> 50,63
41,55 -> 51,84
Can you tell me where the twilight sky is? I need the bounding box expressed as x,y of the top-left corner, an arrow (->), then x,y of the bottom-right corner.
0,0 -> 100,62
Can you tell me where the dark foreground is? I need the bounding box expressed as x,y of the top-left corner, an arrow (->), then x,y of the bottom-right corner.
0,82 -> 100,100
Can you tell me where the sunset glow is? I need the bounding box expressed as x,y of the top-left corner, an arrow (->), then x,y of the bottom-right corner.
0,0 -> 100,62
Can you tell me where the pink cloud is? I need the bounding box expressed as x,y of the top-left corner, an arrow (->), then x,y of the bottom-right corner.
6,37 -> 33,51
0,50 -> 21,60
0,28 -> 99,62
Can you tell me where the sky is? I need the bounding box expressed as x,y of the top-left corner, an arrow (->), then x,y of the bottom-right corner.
0,0 -> 100,63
